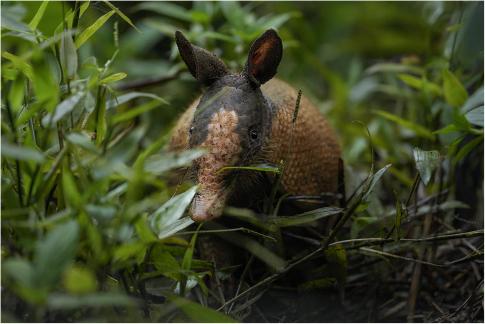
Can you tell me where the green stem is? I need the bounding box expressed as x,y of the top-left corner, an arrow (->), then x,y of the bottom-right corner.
5,98 -> 24,207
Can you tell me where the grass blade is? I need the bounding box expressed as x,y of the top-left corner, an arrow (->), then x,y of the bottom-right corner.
374,110 -> 435,140
28,1 -> 50,30
75,10 -> 115,48
102,0 -> 140,32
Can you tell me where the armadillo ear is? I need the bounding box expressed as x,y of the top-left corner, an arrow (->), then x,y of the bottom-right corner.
244,29 -> 283,87
175,31 -> 228,86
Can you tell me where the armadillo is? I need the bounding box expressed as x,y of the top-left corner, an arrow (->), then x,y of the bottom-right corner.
169,29 -> 342,222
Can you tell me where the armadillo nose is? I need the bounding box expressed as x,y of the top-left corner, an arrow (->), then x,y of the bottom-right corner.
189,197 -> 215,222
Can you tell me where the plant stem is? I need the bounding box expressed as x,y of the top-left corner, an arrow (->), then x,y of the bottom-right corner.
5,99 -> 24,207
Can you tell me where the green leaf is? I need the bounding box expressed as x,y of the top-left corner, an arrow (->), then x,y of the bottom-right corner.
144,18 -> 181,37
324,244 -> 347,288
33,220 -> 80,289
106,91 -> 168,110
112,100 -> 161,124
461,86 -> 483,113
60,32 -> 78,79
169,296 -> 237,323
102,0 -> 139,32
433,124 -> 460,135
134,2 -> 192,21
398,74 -> 441,96
113,242 -> 146,263
3,258 -> 35,288
8,73 -> 25,113
446,23 -> 462,32
157,217 -> 194,241
48,293 -> 134,309
413,148 -> 440,186
1,139 -> 45,163
31,56 -> 59,109
1,5 -> 31,33
182,224 -> 202,271
362,164 -> 392,201
260,13 -> 296,31
2,51 -> 34,80
190,11 -> 211,24
150,186 -> 197,235
41,91 -> 84,127
451,107 -> 471,132
374,110 -> 435,140
79,1 -> 90,16
153,251 -> 181,274
28,1 -> 49,30
95,87 -> 107,145
75,10 -> 115,48
134,215 -> 157,243
65,132 -> 101,154
442,69 -> 468,108
100,72 -> 127,84
268,206 -> 343,227
62,162 -> 83,209
63,265 -> 98,294
366,63 -> 423,75
2,258 -> 46,304
453,135 -> 483,165
144,149 -> 206,175
465,106 -> 484,128
180,224 -> 202,293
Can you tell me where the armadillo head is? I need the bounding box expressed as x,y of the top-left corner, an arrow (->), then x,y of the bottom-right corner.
175,29 -> 283,222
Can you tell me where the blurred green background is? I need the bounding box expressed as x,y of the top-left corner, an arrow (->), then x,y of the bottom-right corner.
1,1 -> 483,322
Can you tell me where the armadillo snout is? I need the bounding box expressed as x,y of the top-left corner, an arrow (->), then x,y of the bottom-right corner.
190,190 -> 227,222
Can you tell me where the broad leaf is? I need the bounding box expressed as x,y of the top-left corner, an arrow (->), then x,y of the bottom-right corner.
63,266 -> 98,294
144,149 -> 205,175
443,69 -> 468,108
41,91 -> 84,127
465,106 -> 484,128
398,74 -> 441,96
268,206 -> 343,227
60,32 -> 78,79
106,91 -> 167,110
102,1 -> 139,31
169,296 -> 237,323
413,148 -> 440,185
33,220 -> 80,289
75,10 -> 115,48
100,72 -> 127,84
150,186 -> 197,234
375,110 -> 435,140
1,139 -> 45,163
157,217 -> 195,240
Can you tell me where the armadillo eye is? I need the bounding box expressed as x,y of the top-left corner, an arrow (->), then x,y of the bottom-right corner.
249,128 -> 258,141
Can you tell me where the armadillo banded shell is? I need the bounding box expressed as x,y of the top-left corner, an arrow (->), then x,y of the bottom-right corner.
262,79 -> 340,195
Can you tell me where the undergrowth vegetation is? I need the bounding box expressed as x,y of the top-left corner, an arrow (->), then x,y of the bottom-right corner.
1,1 -> 483,322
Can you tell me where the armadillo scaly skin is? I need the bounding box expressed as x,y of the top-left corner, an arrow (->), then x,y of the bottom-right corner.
169,78 -> 341,198
262,79 -> 340,196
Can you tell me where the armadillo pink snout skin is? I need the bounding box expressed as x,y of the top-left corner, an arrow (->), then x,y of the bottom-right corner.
190,192 -> 226,222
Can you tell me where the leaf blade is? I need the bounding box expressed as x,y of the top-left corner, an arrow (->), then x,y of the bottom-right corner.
75,10 -> 115,48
